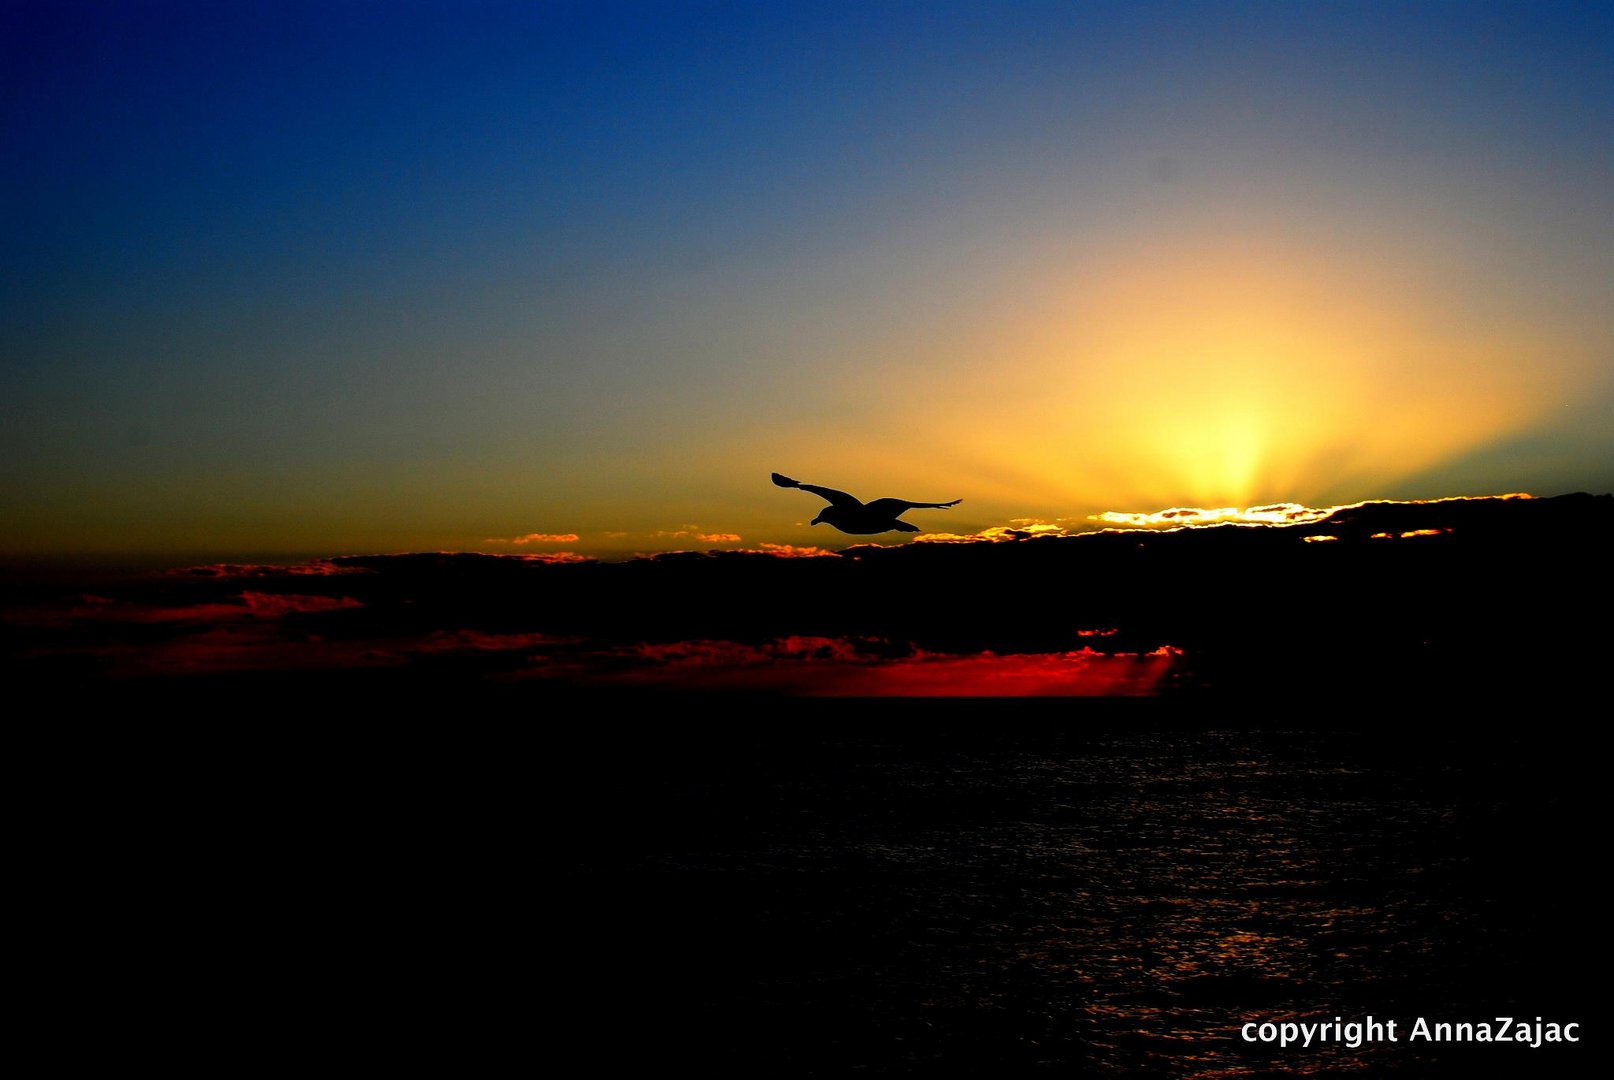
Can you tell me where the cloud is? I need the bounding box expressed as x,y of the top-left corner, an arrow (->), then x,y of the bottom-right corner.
408,630 -> 579,653
915,521 -> 1071,544
10,492 -> 1590,697
1367,528 -> 1450,540
173,561 -> 366,578
699,542 -> 837,558
49,624 -> 391,677
1092,503 -> 1338,529
492,532 -> 581,545
749,542 -> 836,558
1,590 -> 363,630
1092,493 -> 1537,533
543,638 -> 1184,696
653,526 -> 741,543
239,592 -> 364,616
828,649 -> 1181,697
627,636 -> 870,665
5,590 -> 372,676
147,593 -> 360,623
984,524 -> 1065,540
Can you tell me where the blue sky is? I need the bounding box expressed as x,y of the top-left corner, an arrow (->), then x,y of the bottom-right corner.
4,1 -> 1610,560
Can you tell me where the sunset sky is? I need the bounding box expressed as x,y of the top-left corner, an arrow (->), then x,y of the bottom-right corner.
4,1 -> 1610,563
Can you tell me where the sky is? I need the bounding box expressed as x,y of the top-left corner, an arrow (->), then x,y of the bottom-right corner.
3,0 -> 1610,563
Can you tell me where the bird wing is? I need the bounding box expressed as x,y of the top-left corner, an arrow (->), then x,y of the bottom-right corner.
772,472 -> 863,508
798,483 -> 863,508
865,497 -> 962,516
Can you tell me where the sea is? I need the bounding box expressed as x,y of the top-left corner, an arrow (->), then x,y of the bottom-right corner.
50,708 -> 1594,1075
550,714 -> 1593,1076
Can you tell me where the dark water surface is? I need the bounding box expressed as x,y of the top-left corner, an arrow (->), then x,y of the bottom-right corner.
553,718 -> 1594,1076
53,711 -> 1593,1074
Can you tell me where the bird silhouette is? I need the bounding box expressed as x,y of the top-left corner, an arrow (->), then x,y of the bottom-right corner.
772,472 -> 961,534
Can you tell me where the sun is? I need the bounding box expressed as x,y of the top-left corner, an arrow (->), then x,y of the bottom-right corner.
954,225 -> 1590,514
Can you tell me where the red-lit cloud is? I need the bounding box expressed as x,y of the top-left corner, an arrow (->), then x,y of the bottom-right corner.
409,630 -> 580,653
507,551 -> 593,564
69,625 -> 390,676
496,532 -> 581,545
628,636 -> 867,665
174,561 -> 366,578
12,492 -> 1578,695
549,639 -> 1182,696
238,592 -> 364,616
822,649 -> 1178,697
3,591 -> 362,628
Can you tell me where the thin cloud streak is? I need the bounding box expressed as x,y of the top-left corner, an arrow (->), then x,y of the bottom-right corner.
907,494 -> 1541,546
1090,493 -> 1533,531
653,526 -> 743,543
490,533 -> 581,545
173,561 -> 368,578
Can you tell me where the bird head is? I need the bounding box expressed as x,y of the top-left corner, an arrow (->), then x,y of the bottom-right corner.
809,513 -> 824,526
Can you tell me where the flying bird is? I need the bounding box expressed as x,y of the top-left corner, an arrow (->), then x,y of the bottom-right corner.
772,472 -> 961,534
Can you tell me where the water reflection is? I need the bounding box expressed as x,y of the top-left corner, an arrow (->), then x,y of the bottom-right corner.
560,728 -> 1591,1076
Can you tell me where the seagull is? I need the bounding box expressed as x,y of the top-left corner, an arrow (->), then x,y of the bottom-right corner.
772,472 -> 962,534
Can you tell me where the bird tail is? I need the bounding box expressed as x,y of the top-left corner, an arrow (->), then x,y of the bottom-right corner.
891,521 -> 920,532
771,472 -> 800,489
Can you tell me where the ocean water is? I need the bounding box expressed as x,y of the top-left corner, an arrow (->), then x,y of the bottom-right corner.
555,720 -> 1593,1076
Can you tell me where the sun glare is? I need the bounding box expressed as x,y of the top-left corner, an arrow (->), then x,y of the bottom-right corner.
853,224 -> 1602,524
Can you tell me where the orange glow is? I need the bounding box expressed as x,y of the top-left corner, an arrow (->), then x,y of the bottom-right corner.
756,218 -> 1599,546
1035,234 -> 1590,511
